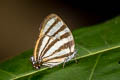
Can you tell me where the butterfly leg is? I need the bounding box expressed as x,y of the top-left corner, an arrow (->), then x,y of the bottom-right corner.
73,50 -> 78,64
63,57 -> 69,68
63,50 -> 78,68
42,63 -> 54,68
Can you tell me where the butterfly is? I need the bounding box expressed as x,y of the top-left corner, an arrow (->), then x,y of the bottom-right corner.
30,14 -> 77,69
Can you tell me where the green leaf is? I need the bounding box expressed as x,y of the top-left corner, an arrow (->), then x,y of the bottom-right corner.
0,16 -> 120,80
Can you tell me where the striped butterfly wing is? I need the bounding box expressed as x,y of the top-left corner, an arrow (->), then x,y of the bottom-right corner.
32,14 -> 76,69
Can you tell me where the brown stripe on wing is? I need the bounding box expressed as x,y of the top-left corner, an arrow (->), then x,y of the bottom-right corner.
52,25 -> 66,37
39,36 -> 51,58
44,18 -> 59,35
41,32 -> 71,57
60,32 -> 71,39
42,52 -> 74,63
41,38 -> 59,57
34,36 -> 44,61
43,40 -> 74,59
43,58 -> 64,64
44,62 -> 60,63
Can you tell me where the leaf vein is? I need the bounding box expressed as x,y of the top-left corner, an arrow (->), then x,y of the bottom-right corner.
88,54 -> 101,80
0,69 -> 15,77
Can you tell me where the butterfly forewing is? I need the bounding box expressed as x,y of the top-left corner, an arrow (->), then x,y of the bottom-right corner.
32,14 -> 76,69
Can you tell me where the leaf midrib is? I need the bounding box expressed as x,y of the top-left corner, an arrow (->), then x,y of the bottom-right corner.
76,44 -> 120,60
2,44 -> 120,80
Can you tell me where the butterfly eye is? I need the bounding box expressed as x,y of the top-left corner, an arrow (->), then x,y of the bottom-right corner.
35,66 -> 40,69
38,66 -> 41,69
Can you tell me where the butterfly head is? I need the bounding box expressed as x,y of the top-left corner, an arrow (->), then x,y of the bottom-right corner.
30,56 -> 42,69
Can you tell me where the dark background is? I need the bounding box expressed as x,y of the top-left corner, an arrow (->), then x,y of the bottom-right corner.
0,0 -> 119,62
